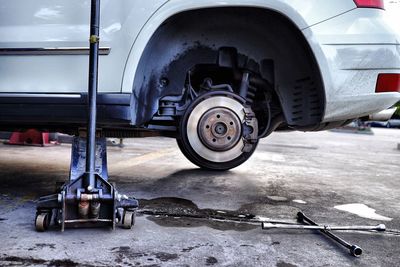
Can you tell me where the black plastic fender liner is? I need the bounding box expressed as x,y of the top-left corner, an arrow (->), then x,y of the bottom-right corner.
130,7 -> 325,128
131,45 -> 217,126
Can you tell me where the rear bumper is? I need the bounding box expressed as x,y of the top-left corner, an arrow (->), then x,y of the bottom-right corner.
304,8 -> 400,122
324,92 -> 400,121
369,107 -> 397,121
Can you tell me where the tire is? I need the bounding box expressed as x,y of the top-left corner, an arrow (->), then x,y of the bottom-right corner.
177,91 -> 258,171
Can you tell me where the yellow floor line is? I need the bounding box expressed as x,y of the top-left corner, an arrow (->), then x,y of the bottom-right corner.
110,148 -> 177,170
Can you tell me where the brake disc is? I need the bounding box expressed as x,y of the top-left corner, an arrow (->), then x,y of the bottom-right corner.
186,94 -> 257,163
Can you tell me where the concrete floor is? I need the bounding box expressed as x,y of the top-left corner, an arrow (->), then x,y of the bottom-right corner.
0,128 -> 399,267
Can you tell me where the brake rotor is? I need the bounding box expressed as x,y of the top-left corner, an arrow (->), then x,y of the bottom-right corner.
186,95 -> 246,163
198,107 -> 242,151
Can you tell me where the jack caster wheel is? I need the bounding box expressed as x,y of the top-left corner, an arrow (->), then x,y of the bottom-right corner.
177,91 -> 259,171
35,211 -> 51,232
122,210 -> 136,229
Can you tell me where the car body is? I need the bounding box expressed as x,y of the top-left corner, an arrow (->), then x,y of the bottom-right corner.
0,0 -> 399,169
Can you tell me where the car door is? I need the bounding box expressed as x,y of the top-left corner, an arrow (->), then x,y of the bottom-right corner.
0,0 -> 168,94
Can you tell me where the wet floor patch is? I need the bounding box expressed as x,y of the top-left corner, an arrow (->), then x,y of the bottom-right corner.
276,261 -> 298,267
205,256 -> 218,265
0,255 -> 91,267
181,243 -> 213,253
147,216 -> 259,231
153,252 -> 179,262
139,197 -> 301,231
111,246 -> 179,265
27,243 -> 56,251
0,255 -> 46,266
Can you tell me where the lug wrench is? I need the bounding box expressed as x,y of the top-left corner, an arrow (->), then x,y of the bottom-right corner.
297,212 -> 366,257
261,212 -> 386,257
261,222 -> 386,232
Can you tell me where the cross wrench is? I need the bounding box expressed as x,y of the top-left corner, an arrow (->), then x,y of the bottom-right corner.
297,212 -> 364,257
261,212 -> 386,257
261,222 -> 386,232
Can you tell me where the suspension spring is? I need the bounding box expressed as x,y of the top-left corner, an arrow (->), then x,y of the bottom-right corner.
246,84 -> 257,105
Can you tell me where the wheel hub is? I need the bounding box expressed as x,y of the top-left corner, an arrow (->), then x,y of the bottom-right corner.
186,95 -> 248,163
198,107 -> 242,151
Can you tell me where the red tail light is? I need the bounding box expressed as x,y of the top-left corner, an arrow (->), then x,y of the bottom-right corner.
376,74 -> 400,93
353,0 -> 385,9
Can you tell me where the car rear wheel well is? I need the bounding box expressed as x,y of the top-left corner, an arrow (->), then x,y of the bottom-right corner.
132,7 -> 325,130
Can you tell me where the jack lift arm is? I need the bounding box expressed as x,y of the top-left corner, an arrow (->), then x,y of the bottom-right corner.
35,0 -> 138,231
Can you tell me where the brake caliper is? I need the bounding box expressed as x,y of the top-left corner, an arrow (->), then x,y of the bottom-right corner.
242,107 -> 258,152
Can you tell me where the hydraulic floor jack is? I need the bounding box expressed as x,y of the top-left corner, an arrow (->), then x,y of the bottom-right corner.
35,0 -> 138,231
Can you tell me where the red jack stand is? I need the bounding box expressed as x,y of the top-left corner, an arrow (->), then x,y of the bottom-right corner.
5,129 -> 57,146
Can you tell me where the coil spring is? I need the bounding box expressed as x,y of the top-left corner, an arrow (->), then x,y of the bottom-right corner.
246,84 -> 257,105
